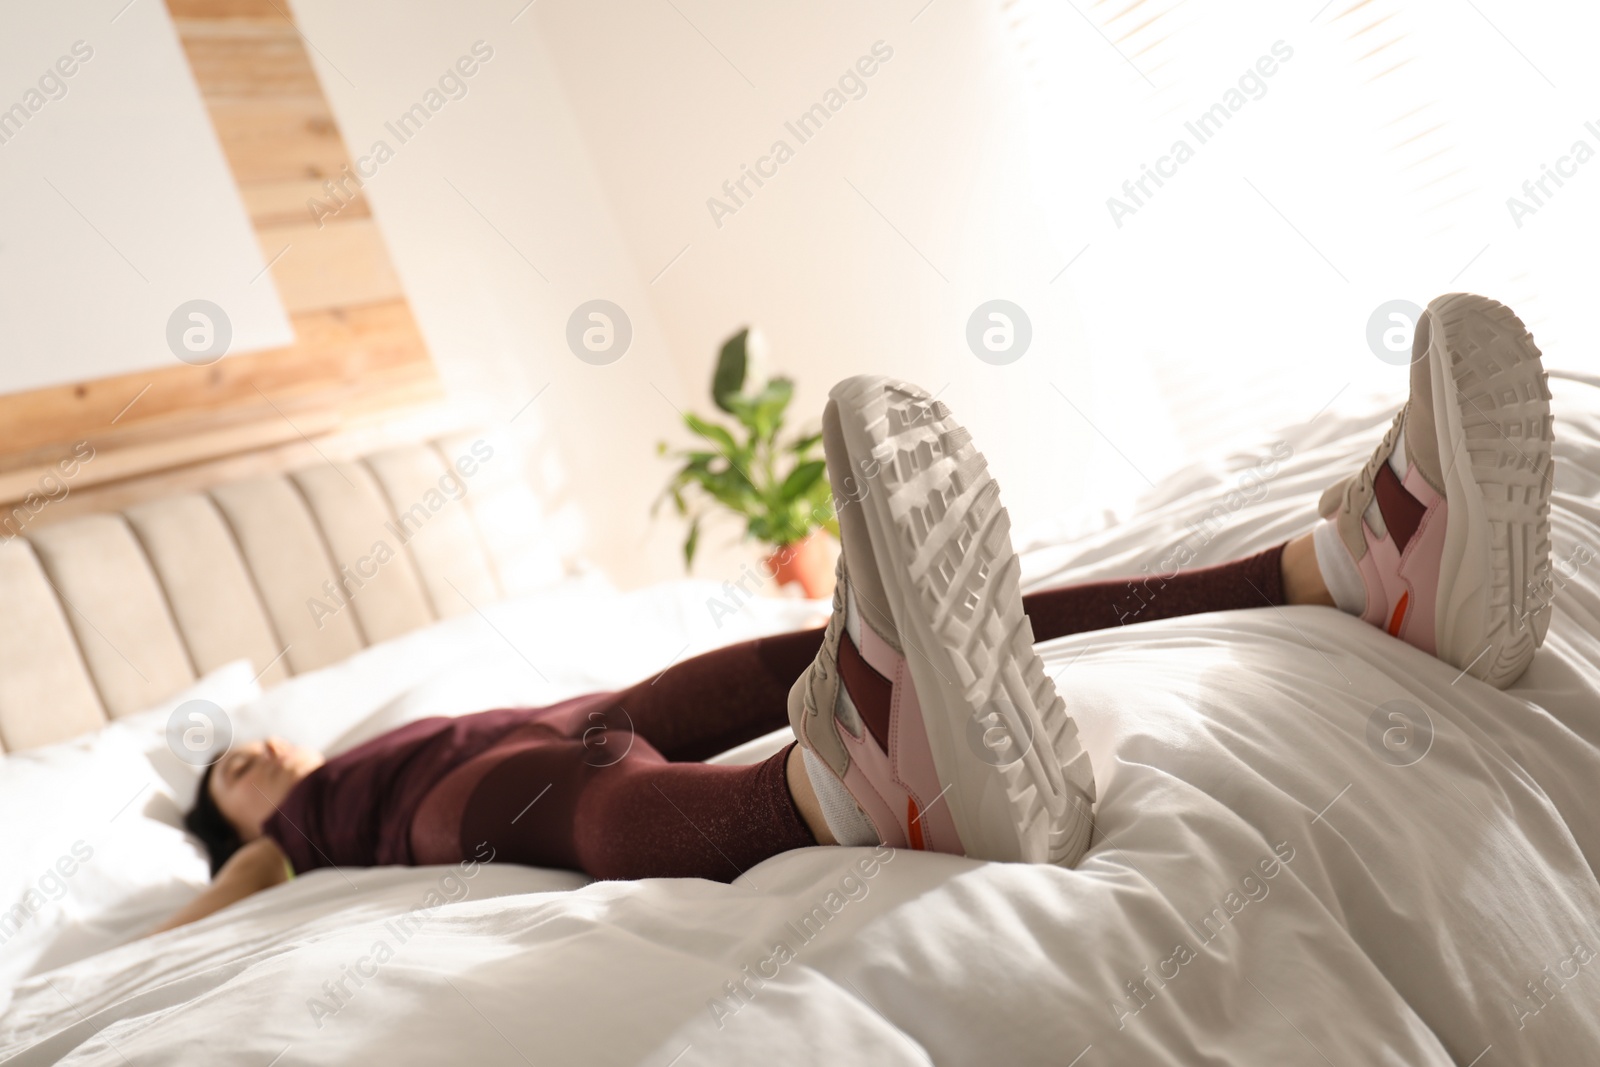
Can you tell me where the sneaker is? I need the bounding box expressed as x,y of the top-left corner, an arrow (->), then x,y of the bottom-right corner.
1316,293 -> 1555,688
788,376 -> 1096,864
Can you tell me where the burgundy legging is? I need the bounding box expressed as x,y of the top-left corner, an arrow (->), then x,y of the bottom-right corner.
408,544 -> 1288,882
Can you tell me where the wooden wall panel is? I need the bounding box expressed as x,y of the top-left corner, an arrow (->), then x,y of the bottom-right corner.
167,0 -> 284,23
204,98 -> 351,182
0,0 -> 441,517
242,177 -> 371,228
257,219 -> 405,314
176,19 -> 324,98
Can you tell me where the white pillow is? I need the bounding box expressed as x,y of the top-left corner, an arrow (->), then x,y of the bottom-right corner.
0,660 -> 262,1000
110,657 -> 264,814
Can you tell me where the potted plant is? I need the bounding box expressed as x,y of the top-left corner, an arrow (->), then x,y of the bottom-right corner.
655,327 -> 838,598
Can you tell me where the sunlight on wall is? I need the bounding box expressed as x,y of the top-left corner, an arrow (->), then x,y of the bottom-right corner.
1004,0 -> 1600,518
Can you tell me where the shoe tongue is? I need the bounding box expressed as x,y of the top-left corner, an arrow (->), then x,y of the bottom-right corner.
1374,462 -> 1428,551
1389,424 -> 1410,480
843,582 -> 863,648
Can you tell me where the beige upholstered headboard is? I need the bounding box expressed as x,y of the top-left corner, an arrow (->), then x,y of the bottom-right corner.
0,432 -> 563,753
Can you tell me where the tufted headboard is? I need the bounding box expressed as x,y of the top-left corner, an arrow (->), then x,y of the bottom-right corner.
0,431 -> 564,753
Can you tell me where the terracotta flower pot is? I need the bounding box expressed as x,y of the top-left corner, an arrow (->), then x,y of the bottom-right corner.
765,533 -> 835,600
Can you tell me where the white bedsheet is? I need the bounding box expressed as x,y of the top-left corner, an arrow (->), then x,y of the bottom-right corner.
4,376 -> 1599,1065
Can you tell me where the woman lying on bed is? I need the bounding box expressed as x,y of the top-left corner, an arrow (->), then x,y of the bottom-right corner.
153,292 -> 1555,936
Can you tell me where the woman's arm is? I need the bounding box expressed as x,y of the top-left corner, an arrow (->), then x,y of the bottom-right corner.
145,836 -> 291,937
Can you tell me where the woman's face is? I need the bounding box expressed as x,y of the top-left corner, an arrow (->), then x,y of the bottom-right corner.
209,737 -> 325,840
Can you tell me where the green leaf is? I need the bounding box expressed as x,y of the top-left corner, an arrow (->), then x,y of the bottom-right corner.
683,412 -> 738,455
683,515 -> 702,569
721,395 -> 759,435
747,376 -> 792,405
677,451 -> 718,471
750,377 -> 793,414
712,329 -> 749,413
778,459 -> 826,502
694,465 -> 758,513
789,430 -> 823,455
803,472 -> 835,513
744,377 -> 793,443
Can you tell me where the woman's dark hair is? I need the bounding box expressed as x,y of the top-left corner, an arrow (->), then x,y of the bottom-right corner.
184,762 -> 242,877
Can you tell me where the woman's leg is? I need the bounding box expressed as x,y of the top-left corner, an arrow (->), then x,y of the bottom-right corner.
1019,538 -> 1330,641
606,627 -> 824,763
409,705 -> 821,882
604,534 -> 1331,758
579,536 -> 1332,763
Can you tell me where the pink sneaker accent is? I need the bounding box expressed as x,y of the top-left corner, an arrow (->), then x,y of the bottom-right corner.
1351,466 -> 1445,657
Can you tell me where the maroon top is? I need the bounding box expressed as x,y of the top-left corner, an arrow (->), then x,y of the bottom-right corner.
263,708 -> 535,873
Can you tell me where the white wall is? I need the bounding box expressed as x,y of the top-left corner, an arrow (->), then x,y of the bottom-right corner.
289,0 -> 722,588
531,0 -> 1600,539
293,0 -> 1100,589
1003,0 -> 1600,474
0,1 -> 290,393
531,0 -> 1101,535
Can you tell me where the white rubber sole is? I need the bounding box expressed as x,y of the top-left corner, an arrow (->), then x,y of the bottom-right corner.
1426,294 -> 1555,688
830,376 -> 1096,865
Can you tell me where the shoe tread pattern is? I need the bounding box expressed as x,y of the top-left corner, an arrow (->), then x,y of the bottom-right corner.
843,377 -> 1096,865
1434,293 -> 1555,687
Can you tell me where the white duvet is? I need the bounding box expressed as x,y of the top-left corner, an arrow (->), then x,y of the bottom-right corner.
4,376 -> 1600,1065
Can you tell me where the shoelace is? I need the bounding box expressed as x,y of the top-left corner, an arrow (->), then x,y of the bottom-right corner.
804,558 -> 850,717
1338,403 -> 1409,520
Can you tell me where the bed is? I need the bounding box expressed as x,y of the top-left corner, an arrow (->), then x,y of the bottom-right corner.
3,374 -> 1598,1065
